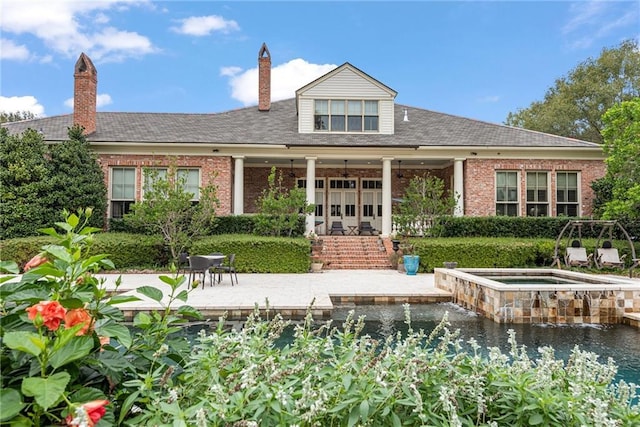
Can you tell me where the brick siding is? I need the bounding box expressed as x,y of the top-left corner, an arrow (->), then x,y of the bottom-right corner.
464,158 -> 606,216
97,154 -> 233,215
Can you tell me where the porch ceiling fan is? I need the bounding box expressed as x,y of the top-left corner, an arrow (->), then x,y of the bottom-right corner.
289,159 -> 296,178
396,160 -> 404,178
342,160 -> 349,178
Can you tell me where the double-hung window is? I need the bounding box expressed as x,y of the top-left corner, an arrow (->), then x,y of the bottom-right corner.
556,172 -> 579,216
143,167 -> 200,201
111,167 -> 136,218
314,100 -> 379,132
496,171 -> 519,216
178,168 -> 200,201
526,172 -> 548,216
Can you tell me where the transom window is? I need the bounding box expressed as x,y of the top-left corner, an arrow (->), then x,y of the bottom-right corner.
111,167 -> 135,218
556,172 -> 579,216
314,100 -> 378,132
526,172 -> 548,216
496,171 -> 519,216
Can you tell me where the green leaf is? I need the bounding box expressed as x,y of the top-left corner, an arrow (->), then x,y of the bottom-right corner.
359,399 -> 370,421
529,413 -> 544,425
49,336 -> 93,369
342,373 -> 352,391
175,290 -> 188,302
348,405 -> 360,427
118,391 -> 140,425
21,372 -> 70,410
52,323 -> 85,351
0,388 -> 25,422
3,331 -> 44,356
133,312 -> 152,328
137,286 -> 163,302
95,321 -> 132,349
391,412 -> 402,427
0,260 -> 19,274
42,245 -> 73,263
108,294 -> 141,305
176,305 -> 203,320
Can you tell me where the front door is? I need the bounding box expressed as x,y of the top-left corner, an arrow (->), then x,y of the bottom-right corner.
329,178 -> 358,233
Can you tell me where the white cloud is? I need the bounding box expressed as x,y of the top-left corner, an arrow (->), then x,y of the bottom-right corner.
477,95 -> 500,103
0,38 -> 30,60
224,58 -> 337,106
562,1 -> 639,49
0,95 -> 45,117
171,15 -> 240,36
1,0 -> 158,62
64,93 -> 113,109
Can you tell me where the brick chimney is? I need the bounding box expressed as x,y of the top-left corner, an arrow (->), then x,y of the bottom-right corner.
73,52 -> 97,135
258,43 -> 271,111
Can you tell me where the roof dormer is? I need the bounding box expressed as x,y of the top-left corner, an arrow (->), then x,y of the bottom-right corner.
295,63 -> 397,135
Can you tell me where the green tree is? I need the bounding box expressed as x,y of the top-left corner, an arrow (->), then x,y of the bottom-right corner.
394,173 -> 457,239
0,127 -> 55,239
600,99 -> 640,220
0,110 -> 36,124
125,161 -> 219,262
505,39 -> 640,143
48,125 -> 107,229
254,166 -> 314,237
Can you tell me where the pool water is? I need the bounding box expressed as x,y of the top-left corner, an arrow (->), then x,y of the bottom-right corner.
187,303 -> 640,387
332,304 -> 640,387
482,276 -> 580,285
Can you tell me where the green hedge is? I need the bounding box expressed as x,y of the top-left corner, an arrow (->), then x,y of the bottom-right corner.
409,237 -> 557,272
189,234 -> 310,273
0,233 -> 168,271
441,216 -> 640,239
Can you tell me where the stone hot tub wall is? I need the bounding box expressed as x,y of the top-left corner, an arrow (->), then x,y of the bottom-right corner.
435,268 -> 640,324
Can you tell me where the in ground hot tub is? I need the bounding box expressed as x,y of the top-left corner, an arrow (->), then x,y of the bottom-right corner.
434,268 -> 640,324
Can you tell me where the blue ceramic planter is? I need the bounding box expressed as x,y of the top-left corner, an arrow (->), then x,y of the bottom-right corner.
403,255 -> 420,275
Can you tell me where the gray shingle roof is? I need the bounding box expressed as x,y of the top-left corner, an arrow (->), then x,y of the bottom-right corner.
1,99 -> 600,149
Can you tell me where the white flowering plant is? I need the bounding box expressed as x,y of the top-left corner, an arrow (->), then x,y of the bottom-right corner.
128,305 -> 639,426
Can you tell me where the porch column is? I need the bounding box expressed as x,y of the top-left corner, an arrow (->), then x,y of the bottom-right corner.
305,157 -> 317,236
233,156 -> 244,215
381,157 -> 393,237
453,158 -> 464,216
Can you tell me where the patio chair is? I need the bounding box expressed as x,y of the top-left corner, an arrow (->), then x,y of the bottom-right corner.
358,221 -> 375,236
177,252 -> 190,275
188,256 -> 214,288
213,253 -> 238,286
596,240 -> 626,268
329,221 -> 346,235
564,240 -> 592,267
208,252 -> 224,284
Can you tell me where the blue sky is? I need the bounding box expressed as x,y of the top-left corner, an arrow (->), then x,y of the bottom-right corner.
1,1 -> 638,125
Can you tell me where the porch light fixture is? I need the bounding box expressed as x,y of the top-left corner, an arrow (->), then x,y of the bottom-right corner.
342,160 -> 349,178
289,159 -> 296,178
396,160 -> 404,178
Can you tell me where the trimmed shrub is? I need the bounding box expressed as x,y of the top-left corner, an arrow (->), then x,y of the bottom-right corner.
0,233 -> 167,271
410,237 -> 556,272
190,234 -> 310,273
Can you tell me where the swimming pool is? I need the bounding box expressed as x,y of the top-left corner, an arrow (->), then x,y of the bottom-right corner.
435,268 -> 640,324
331,303 -> 640,388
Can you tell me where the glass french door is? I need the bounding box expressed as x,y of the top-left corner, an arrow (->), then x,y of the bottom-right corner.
361,190 -> 382,231
329,179 -> 358,232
